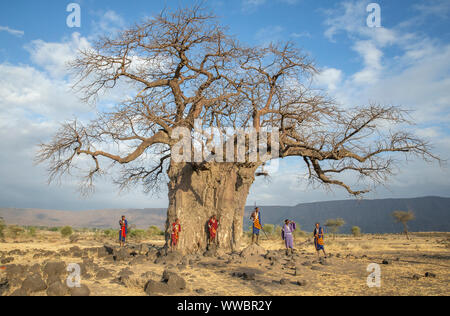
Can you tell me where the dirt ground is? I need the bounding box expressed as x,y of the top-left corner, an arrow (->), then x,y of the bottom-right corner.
0,232 -> 449,296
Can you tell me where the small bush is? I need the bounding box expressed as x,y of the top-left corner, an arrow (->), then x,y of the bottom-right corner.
28,226 -> 37,237
262,224 -> 275,235
8,225 -> 25,238
129,229 -> 146,240
147,226 -> 164,237
60,226 -> 73,238
352,226 -> 361,237
294,229 -> 308,238
0,218 -> 5,238
103,229 -> 116,238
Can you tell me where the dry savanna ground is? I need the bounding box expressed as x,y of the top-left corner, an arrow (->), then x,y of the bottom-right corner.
0,231 -> 449,296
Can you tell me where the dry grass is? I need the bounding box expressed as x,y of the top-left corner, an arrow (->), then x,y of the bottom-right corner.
1,231 -> 449,296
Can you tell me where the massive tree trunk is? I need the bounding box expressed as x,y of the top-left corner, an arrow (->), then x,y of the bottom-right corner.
165,162 -> 258,254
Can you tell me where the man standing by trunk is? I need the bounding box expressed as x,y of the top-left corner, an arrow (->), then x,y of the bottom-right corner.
171,218 -> 182,252
250,207 -> 263,245
119,216 -> 128,248
208,215 -> 219,246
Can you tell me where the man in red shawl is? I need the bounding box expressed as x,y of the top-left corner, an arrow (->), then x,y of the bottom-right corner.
119,215 -> 128,248
208,215 -> 219,246
171,218 -> 181,252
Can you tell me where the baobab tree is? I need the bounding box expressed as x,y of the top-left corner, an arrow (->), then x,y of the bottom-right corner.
392,210 -> 415,239
36,7 -> 438,253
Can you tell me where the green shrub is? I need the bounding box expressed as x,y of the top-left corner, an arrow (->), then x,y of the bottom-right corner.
103,229 -> 116,238
262,224 -> 275,235
325,218 -> 346,238
49,227 -> 59,232
147,226 -> 164,237
0,218 -> 5,238
294,229 -> 308,238
129,229 -> 146,240
28,226 -> 37,237
60,226 -> 73,238
352,226 -> 361,237
8,225 -> 25,238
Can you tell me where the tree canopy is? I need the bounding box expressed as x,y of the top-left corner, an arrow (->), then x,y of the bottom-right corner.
36,6 -> 439,197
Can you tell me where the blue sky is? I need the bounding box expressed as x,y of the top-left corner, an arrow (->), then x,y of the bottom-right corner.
0,0 -> 449,210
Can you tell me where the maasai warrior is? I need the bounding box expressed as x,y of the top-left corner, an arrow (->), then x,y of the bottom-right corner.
313,222 -> 327,259
282,219 -> 297,255
250,207 -> 263,245
171,218 -> 182,252
119,216 -> 128,248
208,215 -> 219,245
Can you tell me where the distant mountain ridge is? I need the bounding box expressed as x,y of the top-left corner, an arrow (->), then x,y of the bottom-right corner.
0,196 -> 449,233
245,196 -> 450,233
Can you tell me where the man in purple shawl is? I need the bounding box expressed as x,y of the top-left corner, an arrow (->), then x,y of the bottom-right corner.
282,219 -> 296,255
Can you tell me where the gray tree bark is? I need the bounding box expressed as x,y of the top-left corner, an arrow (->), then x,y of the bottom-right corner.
165,162 -> 258,254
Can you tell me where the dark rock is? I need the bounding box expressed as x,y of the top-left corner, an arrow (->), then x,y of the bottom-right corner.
280,279 -> 289,285
319,258 -> 331,266
141,271 -> 159,280
425,272 -> 436,278
96,269 -> 113,280
154,251 -> 183,265
1,257 -> 14,264
113,248 -> 131,262
43,261 -> 66,278
240,244 -> 267,258
70,284 -> 90,296
144,280 -> 168,296
118,268 -> 134,278
296,280 -> 307,286
47,281 -> 69,296
22,274 -> 47,293
195,288 -> 206,294
412,274 -> 421,280
144,269 -> 187,295
6,264 -> 27,281
28,264 -> 41,275
382,260 -> 389,265
46,274 -> 62,286
163,269 -> 186,291
69,234 -> 81,243
146,248 -> 158,261
0,279 -> 10,296
10,287 -> 28,296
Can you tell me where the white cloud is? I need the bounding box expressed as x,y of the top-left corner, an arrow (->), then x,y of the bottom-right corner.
92,10 -> 126,36
291,31 -> 311,39
315,68 -> 343,91
0,25 -> 24,37
351,40 -> 383,84
25,32 -> 91,79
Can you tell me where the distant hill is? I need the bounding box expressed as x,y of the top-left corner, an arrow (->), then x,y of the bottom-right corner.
0,196 -> 449,233
245,196 -> 450,233
0,208 -> 167,230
